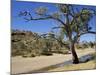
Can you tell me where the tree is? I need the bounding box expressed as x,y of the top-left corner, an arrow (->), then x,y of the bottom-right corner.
19,4 -> 96,64
88,41 -> 95,48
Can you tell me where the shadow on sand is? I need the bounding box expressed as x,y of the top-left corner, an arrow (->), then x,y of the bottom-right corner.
14,53 -> 95,75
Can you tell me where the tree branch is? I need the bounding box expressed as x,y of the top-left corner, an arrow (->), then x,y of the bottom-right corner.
51,16 -> 67,26
54,37 -> 67,46
40,33 -> 67,46
79,31 -> 96,36
52,26 -> 64,30
21,11 -> 67,26
24,16 -> 52,22
73,31 -> 96,43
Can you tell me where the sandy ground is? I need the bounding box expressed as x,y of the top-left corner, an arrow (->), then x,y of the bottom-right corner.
11,48 -> 95,74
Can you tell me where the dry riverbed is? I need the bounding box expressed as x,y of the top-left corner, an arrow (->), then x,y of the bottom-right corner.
11,48 -> 96,74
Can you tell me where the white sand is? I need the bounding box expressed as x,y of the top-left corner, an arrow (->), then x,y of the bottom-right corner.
11,48 -> 95,74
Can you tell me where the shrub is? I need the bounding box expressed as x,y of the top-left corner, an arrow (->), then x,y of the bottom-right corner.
22,55 -> 28,58
41,48 -> 53,56
41,52 -> 53,56
22,53 -> 35,58
76,43 -> 89,49
30,54 -> 35,57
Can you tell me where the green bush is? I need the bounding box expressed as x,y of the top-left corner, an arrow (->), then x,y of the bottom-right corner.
41,52 -> 53,56
30,54 -> 35,57
22,53 -> 35,58
22,55 -> 28,58
76,45 -> 83,49
76,43 -> 89,49
41,48 -> 53,56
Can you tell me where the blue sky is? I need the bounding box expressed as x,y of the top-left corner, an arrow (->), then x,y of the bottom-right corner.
11,0 -> 96,42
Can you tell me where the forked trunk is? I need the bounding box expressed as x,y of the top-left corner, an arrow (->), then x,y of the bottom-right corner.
70,42 -> 79,64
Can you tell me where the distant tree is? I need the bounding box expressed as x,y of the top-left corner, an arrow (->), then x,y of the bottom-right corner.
89,41 -> 95,48
19,4 -> 96,64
